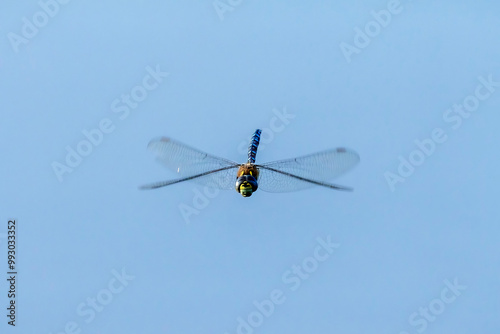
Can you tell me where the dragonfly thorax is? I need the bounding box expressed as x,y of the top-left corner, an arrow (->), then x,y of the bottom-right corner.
235,164 -> 259,197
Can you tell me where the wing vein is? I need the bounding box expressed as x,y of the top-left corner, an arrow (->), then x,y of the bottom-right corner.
140,165 -> 239,190
257,166 -> 352,191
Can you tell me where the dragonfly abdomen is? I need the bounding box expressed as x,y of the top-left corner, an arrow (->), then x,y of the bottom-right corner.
247,129 -> 262,163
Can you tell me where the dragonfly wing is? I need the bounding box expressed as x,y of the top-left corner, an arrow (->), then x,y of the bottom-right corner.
256,148 -> 360,192
256,166 -> 353,192
146,137 -> 240,190
140,165 -> 240,190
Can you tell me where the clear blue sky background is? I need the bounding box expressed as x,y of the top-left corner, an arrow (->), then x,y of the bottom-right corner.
1,1 -> 499,333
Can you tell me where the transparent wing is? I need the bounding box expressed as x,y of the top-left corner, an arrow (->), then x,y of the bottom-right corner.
256,148 -> 360,192
140,166 -> 239,190
144,137 -> 240,190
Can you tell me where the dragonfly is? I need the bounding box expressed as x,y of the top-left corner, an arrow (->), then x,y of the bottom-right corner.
140,129 -> 360,197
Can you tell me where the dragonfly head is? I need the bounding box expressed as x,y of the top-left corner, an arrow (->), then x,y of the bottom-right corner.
235,175 -> 258,197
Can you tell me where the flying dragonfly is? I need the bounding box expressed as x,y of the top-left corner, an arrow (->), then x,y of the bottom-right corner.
140,129 -> 360,197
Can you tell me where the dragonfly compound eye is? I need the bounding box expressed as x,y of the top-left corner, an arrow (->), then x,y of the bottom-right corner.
236,175 -> 258,197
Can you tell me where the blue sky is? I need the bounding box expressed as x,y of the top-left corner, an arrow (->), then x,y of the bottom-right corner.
1,1 -> 499,333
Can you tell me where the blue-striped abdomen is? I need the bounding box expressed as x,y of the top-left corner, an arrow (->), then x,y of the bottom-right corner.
247,129 -> 262,163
